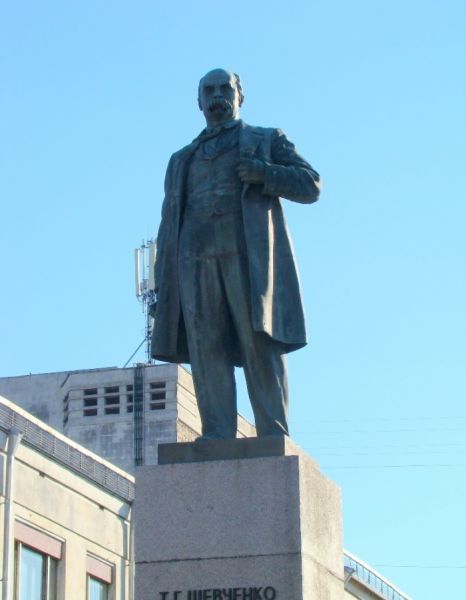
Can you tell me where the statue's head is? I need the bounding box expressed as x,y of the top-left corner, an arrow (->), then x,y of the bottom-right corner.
198,68 -> 244,126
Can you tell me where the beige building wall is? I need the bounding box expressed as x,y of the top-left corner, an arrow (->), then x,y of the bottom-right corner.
345,584 -> 388,599
0,396 -> 134,600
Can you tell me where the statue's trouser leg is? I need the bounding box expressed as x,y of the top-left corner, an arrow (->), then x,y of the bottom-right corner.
219,253 -> 289,437
179,254 -> 238,439
240,340 -> 288,437
179,249 -> 289,439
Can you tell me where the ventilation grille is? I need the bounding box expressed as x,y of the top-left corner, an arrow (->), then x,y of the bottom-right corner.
0,403 -> 134,502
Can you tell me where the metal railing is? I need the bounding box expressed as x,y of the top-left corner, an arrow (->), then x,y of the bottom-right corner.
344,551 -> 412,600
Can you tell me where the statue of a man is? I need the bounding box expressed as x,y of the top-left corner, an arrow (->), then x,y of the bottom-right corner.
151,68 -> 320,440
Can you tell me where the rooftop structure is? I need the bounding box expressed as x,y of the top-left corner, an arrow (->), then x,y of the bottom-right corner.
0,364 -> 255,472
344,551 -> 412,600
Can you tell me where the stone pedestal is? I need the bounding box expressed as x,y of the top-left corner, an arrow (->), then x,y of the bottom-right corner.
135,437 -> 344,600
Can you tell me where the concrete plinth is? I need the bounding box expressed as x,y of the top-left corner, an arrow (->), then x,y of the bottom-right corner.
135,437 -> 344,600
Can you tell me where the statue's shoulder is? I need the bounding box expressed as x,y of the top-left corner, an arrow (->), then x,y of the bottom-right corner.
170,141 -> 197,162
242,123 -> 279,138
240,123 -> 281,159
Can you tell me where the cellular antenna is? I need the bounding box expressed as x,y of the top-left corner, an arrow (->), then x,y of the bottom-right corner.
125,240 -> 157,367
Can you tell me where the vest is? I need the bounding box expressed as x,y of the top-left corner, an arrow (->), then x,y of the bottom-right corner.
185,128 -> 243,216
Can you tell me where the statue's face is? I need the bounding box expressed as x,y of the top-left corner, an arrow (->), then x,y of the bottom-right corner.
198,69 -> 241,126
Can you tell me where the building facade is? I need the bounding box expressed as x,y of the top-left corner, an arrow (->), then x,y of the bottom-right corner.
0,395 -> 134,600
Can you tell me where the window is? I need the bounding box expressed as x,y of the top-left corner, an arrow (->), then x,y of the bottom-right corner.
104,386 -> 120,415
150,381 -> 165,390
83,389 -> 99,417
87,555 -> 112,600
14,522 -> 62,600
84,409 -> 98,417
104,386 -> 118,394
88,576 -> 108,600
84,388 -> 98,396
150,402 -> 166,410
63,393 -> 69,426
16,545 -> 57,600
149,381 -> 166,410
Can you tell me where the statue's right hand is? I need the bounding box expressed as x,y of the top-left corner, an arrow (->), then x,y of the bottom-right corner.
237,158 -> 266,184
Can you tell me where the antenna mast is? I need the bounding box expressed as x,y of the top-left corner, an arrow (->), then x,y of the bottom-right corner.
134,239 -> 157,364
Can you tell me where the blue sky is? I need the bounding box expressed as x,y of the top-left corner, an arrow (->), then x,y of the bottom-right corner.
1,1 -> 465,598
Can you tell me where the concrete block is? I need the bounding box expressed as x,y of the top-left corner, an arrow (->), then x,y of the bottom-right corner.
136,555 -> 302,600
135,438 -> 344,600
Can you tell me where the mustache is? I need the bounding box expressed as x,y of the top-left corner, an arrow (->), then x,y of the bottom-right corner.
207,98 -> 233,113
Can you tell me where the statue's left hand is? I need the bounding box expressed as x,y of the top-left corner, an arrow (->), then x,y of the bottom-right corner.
237,158 -> 266,184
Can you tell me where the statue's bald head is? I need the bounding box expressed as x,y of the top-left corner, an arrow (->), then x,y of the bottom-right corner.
197,68 -> 244,126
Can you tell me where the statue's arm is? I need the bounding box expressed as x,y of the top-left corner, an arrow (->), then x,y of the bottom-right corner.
262,129 -> 321,204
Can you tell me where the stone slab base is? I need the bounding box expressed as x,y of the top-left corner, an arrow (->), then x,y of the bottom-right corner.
157,435 -> 315,465
135,437 -> 344,600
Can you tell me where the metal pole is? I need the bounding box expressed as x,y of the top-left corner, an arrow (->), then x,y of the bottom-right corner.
128,504 -> 135,600
2,429 -> 22,600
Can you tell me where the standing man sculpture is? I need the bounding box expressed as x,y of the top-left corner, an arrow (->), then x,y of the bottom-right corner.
151,68 -> 321,441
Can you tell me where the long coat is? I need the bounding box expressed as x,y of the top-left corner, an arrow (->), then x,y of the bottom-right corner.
151,121 -> 320,365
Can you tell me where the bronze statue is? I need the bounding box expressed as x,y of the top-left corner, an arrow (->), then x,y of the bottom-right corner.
151,68 -> 321,440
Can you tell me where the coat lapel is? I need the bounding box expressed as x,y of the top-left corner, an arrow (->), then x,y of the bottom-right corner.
239,122 -> 264,159
239,122 -> 265,198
